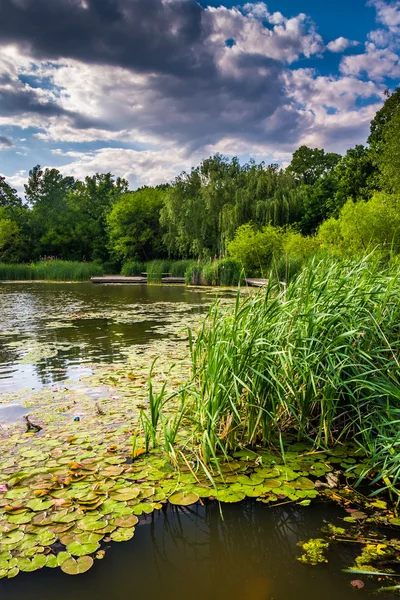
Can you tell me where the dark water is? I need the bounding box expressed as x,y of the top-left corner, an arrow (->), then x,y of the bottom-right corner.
0,501 -> 379,600
0,282 -> 212,393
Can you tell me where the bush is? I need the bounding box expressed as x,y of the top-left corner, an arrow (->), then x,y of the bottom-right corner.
227,223 -> 283,276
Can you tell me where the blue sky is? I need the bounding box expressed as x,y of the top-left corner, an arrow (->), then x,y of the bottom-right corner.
0,0 -> 399,193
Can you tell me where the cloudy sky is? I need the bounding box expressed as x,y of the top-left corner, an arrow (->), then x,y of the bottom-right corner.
0,0 -> 399,192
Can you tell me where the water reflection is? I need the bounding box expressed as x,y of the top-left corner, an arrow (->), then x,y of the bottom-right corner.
0,501 -> 371,600
0,283 -> 212,392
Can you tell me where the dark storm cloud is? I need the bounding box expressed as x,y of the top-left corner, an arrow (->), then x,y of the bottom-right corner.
0,86 -> 106,130
0,0 -> 212,76
0,135 -> 12,148
144,54 -> 288,149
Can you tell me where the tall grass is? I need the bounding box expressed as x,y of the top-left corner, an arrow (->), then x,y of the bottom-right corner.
121,260 -> 145,276
146,259 -> 196,282
0,261 -> 103,281
182,255 -> 400,491
186,258 -> 244,286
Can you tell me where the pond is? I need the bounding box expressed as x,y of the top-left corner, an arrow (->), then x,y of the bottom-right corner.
0,500 -> 381,600
0,282 -> 214,395
0,282 -> 396,598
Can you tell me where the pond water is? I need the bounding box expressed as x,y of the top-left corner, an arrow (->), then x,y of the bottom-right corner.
0,282 -> 213,394
0,500 -> 381,600
0,283 -> 395,599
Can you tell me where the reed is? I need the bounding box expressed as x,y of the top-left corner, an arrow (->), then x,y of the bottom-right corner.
183,255 -> 400,491
0,261 -> 103,281
185,258 -> 243,286
121,260 -> 145,276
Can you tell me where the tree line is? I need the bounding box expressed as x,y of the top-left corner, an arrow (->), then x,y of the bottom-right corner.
1,88 -> 399,269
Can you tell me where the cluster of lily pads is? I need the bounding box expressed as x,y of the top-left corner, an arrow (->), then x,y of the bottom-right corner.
0,404 -> 372,581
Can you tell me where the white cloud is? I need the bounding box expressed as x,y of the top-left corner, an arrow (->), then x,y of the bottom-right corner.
54,146 -> 211,189
327,37 -> 360,52
340,42 -> 400,80
368,0 -> 400,28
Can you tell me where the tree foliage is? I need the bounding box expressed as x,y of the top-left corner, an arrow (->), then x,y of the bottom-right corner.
1,90 -> 399,269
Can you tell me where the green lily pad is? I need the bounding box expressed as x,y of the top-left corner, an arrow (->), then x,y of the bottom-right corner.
60,556 -> 94,575
110,527 -> 135,542
113,515 -> 139,528
46,555 -> 59,568
169,491 -> 199,506
215,489 -> 246,503
262,479 -> 282,490
66,541 -> 100,557
78,519 -> 107,531
7,513 -> 32,525
75,532 -> 103,544
109,488 -> 140,501
57,552 -> 71,566
26,499 -> 55,512
17,555 -> 47,572
0,530 -> 24,545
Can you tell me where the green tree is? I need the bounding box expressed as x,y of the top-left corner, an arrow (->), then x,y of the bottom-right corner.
287,146 -> 341,186
378,109 -> 400,193
69,173 -> 128,262
24,165 -> 76,258
333,145 -> 378,207
368,88 -> 400,154
108,187 -> 168,261
318,194 -> 400,255
0,176 -> 23,209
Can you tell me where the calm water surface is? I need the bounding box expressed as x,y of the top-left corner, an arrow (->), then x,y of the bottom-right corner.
0,283 -> 392,599
0,501 -> 381,600
0,282 -> 212,393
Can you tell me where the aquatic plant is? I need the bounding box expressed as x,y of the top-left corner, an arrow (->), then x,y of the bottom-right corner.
297,538 -> 329,565
121,260 -> 145,276
145,259 -> 196,282
185,258 -> 243,286
0,261 -> 103,281
183,255 -> 400,489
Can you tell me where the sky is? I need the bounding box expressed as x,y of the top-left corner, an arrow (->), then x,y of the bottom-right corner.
0,0 -> 399,194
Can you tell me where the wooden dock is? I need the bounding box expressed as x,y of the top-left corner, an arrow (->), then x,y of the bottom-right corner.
91,275 -> 185,284
92,275 -> 271,287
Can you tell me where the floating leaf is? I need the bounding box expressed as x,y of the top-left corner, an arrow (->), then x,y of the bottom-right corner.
113,515 -> 139,528
78,519 -> 107,531
169,491 -> 199,506
17,555 -> 47,572
66,541 -> 100,557
60,556 -> 94,575
0,530 -> 24,545
109,488 -> 140,501
110,527 -> 135,542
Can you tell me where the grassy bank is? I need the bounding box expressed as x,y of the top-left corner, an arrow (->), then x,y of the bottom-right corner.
0,261 -> 104,281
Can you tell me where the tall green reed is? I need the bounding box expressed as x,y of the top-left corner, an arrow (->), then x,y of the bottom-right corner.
0,261 -> 103,281
185,255 -> 400,471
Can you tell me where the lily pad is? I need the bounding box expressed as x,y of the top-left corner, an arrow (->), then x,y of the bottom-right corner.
66,541 -> 100,557
113,515 -> 139,528
110,527 -> 135,542
169,491 -> 199,506
60,556 -> 94,575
